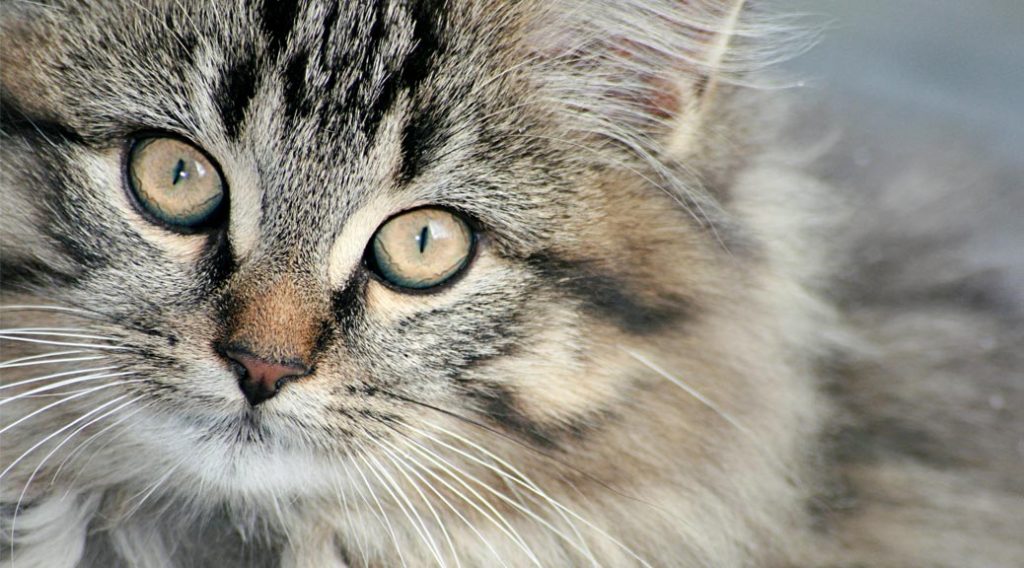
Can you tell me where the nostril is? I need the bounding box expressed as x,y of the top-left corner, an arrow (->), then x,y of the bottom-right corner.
223,348 -> 311,406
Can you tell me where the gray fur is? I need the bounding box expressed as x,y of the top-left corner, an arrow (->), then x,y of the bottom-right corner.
1,1 -> 1021,566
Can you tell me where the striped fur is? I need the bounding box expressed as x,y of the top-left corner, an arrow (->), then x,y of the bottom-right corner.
1,1 -> 1020,566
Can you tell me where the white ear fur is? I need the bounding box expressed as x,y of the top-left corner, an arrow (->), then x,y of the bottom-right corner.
665,0 -> 747,156
526,0 -> 804,158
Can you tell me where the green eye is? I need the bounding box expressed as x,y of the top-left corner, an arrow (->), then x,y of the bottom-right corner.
369,208 -> 474,290
127,137 -> 225,229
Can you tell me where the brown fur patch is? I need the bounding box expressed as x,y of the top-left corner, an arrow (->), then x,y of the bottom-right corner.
224,277 -> 327,364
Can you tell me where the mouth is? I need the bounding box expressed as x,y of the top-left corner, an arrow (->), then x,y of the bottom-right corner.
158,402 -> 273,448
222,406 -> 273,445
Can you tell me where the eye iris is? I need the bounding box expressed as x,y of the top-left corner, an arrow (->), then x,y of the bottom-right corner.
371,209 -> 473,290
128,137 -> 225,229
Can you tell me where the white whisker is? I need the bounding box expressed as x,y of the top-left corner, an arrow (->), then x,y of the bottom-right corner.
622,347 -> 791,474
334,452 -> 385,568
0,353 -> 107,370
55,402 -> 152,488
412,429 -> 604,566
0,366 -> 120,393
357,441 -> 446,567
621,347 -> 751,436
349,447 -> 409,568
379,437 -> 509,568
0,330 -> 120,342
0,391 -> 137,480
121,459 -> 182,520
429,423 -> 659,567
0,305 -> 97,317
392,432 -> 543,567
0,335 -> 128,351
328,457 -> 369,567
0,370 -> 134,406
380,448 -> 459,567
9,396 -> 142,551
1,350 -> 86,365
428,425 -> 592,553
0,378 -> 141,437
1,327 -> 91,333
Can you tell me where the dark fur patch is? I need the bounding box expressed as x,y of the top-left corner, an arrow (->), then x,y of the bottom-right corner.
331,272 -> 368,331
832,418 -> 955,467
363,0 -> 445,145
315,2 -> 341,64
397,103 -> 444,183
0,98 -> 85,145
392,4 -> 459,182
216,55 -> 259,139
462,384 -> 560,448
527,252 -> 693,335
441,380 -> 610,449
44,211 -> 112,274
198,229 -> 237,288
0,257 -> 80,291
311,3 -> 342,131
281,49 -> 312,123
259,0 -> 300,60
401,1 -> 444,88
346,2 -> 395,141
162,9 -> 199,68
381,387 -> 562,449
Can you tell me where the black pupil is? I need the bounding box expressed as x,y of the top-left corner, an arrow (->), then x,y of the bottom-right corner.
172,159 -> 188,185
417,226 -> 429,254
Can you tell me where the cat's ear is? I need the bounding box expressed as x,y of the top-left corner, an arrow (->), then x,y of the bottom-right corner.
524,0 -> 798,158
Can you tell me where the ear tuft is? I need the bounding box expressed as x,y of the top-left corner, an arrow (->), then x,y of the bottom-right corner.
524,0 -> 812,157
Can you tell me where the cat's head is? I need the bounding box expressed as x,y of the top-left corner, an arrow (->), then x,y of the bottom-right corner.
1,0 -> 815,548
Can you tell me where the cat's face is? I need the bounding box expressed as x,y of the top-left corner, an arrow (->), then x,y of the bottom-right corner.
1,0 -> 726,502
2,2 -> 835,565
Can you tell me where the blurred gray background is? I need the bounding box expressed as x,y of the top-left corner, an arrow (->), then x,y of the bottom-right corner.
780,0 -> 1023,164
777,0 -> 1023,290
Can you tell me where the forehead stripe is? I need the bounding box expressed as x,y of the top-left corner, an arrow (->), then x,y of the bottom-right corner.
218,0 -> 301,139
347,1 -> 398,142
343,1 -> 446,148
217,55 -> 259,140
395,1 -> 446,181
259,0 -> 301,60
281,49 -> 313,124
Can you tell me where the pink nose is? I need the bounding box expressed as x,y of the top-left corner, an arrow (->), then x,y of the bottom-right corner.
224,349 -> 310,406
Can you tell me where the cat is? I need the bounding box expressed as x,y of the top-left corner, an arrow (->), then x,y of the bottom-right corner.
1,0 -> 1021,566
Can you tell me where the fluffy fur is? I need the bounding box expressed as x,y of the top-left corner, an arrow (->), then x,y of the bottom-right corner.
1,1 -> 1020,566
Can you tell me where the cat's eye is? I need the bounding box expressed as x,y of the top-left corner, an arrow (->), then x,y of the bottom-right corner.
127,137 -> 226,230
368,208 -> 474,290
